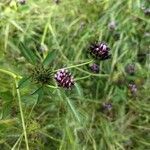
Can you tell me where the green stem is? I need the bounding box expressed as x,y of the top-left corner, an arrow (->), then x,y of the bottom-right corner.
11,133 -> 23,150
46,84 -> 58,89
0,69 -> 17,78
15,79 -> 29,150
75,75 -> 91,81
0,69 -> 29,150
54,60 -> 93,72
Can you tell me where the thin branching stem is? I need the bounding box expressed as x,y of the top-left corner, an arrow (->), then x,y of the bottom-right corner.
0,69 -> 29,150
54,60 -> 93,72
15,79 -> 29,150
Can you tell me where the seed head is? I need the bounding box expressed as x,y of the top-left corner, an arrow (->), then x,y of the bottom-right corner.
89,42 -> 111,60
55,69 -> 74,89
32,65 -> 52,84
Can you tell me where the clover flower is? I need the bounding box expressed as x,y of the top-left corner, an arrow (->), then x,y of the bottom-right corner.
55,69 -> 74,88
89,42 -> 111,60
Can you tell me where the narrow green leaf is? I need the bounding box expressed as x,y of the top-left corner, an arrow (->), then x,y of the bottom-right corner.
66,97 -> 81,123
43,50 -> 57,67
31,86 -> 43,96
19,42 -> 39,64
10,20 -> 24,32
18,76 -> 31,89
37,88 -> 44,103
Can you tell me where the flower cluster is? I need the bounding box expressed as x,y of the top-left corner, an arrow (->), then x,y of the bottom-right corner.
55,69 -> 74,89
89,42 -> 111,60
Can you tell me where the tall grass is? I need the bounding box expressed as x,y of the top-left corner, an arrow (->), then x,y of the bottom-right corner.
0,0 -> 149,149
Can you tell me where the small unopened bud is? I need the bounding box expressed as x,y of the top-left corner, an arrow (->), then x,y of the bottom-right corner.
54,0 -> 60,4
39,44 -> 48,52
18,0 -> 26,5
144,8 -> 150,16
102,103 -> 112,111
108,21 -> 116,30
128,83 -> 137,95
125,64 -> 135,75
90,64 -> 100,73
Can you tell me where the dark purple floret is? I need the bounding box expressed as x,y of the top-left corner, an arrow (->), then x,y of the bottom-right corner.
125,64 -> 135,75
89,42 -> 111,60
55,69 -> 74,88
90,63 -> 100,73
128,83 -> 137,95
18,0 -> 26,5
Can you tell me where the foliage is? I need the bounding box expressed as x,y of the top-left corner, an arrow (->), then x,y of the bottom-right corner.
0,0 -> 149,149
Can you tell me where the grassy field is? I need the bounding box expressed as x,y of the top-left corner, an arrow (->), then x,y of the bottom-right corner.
0,0 -> 150,149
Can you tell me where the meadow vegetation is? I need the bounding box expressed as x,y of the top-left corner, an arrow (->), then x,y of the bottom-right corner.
0,0 -> 149,149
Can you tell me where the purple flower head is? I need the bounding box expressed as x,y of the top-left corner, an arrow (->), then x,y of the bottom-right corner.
128,83 -> 137,95
102,103 -> 112,111
89,42 -> 111,60
90,63 -> 100,73
55,69 -> 74,89
125,64 -> 135,75
18,0 -> 26,5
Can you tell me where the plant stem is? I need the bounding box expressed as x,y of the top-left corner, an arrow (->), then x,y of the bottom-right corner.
75,75 -> 91,81
54,60 -> 93,72
15,79 -> 29,150
0,69 -> 29,150
0,69 -> 17,78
